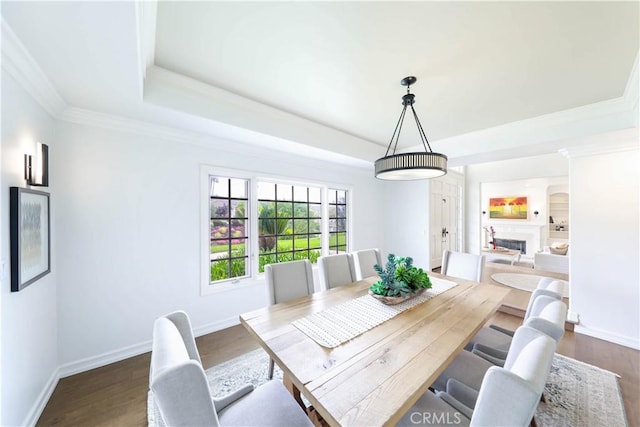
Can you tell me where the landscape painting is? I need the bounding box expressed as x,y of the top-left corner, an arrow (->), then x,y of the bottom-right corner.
489,196 -> 528,219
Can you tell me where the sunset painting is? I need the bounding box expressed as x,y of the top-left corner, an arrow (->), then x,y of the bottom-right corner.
489,196 -> 528,219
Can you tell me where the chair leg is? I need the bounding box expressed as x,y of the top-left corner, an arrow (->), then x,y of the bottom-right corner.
268,358 -> 275,380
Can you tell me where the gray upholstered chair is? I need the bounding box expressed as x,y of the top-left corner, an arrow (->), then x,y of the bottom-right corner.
351,248 -> 383,280
441,250 -> 485,282
467,284 -> 564,353
317,253 -> 356,290
398,326 -> 556,426
149,310 -> 313,427
264,259 -> 315,378
472,295 -> 567,365
431,296 -> 567,392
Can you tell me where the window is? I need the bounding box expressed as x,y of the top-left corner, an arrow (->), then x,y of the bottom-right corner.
328,189 -> 348,254
257,182 -> 322,272
202,168 -> 350,291
208,176 -> 250,282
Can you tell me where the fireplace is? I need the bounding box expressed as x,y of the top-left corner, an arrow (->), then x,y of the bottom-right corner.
484,224 -> 543,257
494,238 -> 526,253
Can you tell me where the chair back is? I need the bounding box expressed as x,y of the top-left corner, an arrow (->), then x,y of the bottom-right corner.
471,326 -> 556,426
318,253 -> 356,290
441,250 -> 485,282
352,248 -> 382,280
523,288 -> 561,320
536,277 -> 566,295
265,260 -> 315,304
524,295 -> 567,344
150,311 -> 220,426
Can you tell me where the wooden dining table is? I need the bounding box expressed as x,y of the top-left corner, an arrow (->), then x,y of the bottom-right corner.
240,272 -> 510,427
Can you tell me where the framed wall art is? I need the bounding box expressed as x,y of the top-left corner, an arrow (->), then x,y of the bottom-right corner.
489,196 -> 528,220
10,187 -> 51,292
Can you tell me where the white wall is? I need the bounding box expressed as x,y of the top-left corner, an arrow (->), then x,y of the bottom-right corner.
1,70 -> 59,426
570,146 -> 639,348
465,154 -> 569,254
382,180 -> 430,268
53,119 -> 385,370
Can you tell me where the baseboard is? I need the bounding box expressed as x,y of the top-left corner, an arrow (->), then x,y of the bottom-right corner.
22,367 -> 60,426
25,314 -> 241,425
58,340 -> 152,378
574,325 -> 640,350
57,315 -> 239,379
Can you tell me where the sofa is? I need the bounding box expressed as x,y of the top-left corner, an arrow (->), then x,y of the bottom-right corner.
534,244 -> 569,274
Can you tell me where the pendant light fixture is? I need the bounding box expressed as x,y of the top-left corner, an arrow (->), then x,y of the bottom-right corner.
375,76 -> 447,180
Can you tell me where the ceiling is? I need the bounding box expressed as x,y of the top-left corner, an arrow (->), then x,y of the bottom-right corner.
2,1 -> 638,167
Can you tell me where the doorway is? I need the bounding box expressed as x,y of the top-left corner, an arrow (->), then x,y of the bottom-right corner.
430,174 -> 463,270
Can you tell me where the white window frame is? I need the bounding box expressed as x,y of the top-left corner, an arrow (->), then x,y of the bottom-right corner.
200,165 -> 352,296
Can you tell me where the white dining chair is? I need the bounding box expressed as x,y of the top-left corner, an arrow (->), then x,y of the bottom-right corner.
351,248 -> 383,280
466,280 -> 564,352
149,311 -> 313,427
317,253 -> 356,290
398,325 -> 557,426
431,296 -> 566,392
441,250 -> 485,282
264,259 -> 315,378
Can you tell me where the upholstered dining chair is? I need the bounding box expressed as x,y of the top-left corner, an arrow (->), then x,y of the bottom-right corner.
398,326 -> 557,426
351,248 -> 383,280
472,295 -> 567,364
264,259 -> 315,378
440,250 -> 485,282
466,281 -> 564,352
149,311 -> 313,427
431,296 -> 567,392
317,253 -> 356,290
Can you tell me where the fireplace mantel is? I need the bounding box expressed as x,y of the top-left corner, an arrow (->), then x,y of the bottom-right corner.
484,223 -> 545,257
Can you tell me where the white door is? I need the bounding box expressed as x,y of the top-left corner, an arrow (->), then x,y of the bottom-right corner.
430,176 -> 462,270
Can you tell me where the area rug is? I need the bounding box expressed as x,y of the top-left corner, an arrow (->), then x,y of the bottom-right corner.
536,353 -> 627,426
148,349 -> 626,426
491,272 -> 570,297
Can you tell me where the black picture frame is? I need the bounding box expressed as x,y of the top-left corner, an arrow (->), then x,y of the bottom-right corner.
10,187 -> 51,292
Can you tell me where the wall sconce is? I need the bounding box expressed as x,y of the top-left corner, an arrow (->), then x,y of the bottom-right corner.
534,210 -> 539,218
24,142 -> 49,187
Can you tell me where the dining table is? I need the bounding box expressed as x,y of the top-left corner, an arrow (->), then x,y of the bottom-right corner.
239,272 -> 510,427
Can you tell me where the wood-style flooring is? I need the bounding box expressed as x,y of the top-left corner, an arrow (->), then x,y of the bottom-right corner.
37,270 -> 639,426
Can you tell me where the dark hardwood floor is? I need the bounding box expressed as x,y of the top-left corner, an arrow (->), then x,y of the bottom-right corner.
38,299 -> 639,426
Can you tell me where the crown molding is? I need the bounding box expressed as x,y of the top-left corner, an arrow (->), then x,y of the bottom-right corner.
422,50 -> 640,163
428,94 -> 636,160
558,128 -> 639,158
144,65 -> 380,161
1,19 -> 67,117
58,107 -> 372,173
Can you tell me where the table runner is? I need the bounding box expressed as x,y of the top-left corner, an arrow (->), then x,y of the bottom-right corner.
292,277 -> 458,348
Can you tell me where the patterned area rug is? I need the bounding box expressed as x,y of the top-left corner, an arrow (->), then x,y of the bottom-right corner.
537,353 -> 627,426
148,349 -> 626,426
491,272 -> 570,297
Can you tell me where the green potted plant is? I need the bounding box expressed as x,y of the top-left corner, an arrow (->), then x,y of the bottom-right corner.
369,254 -> 432,304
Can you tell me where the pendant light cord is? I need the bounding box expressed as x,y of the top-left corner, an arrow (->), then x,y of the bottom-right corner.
383,82 -> 433,156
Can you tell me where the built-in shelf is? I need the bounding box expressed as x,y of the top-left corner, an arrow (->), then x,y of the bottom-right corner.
549,192 -> 569,240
